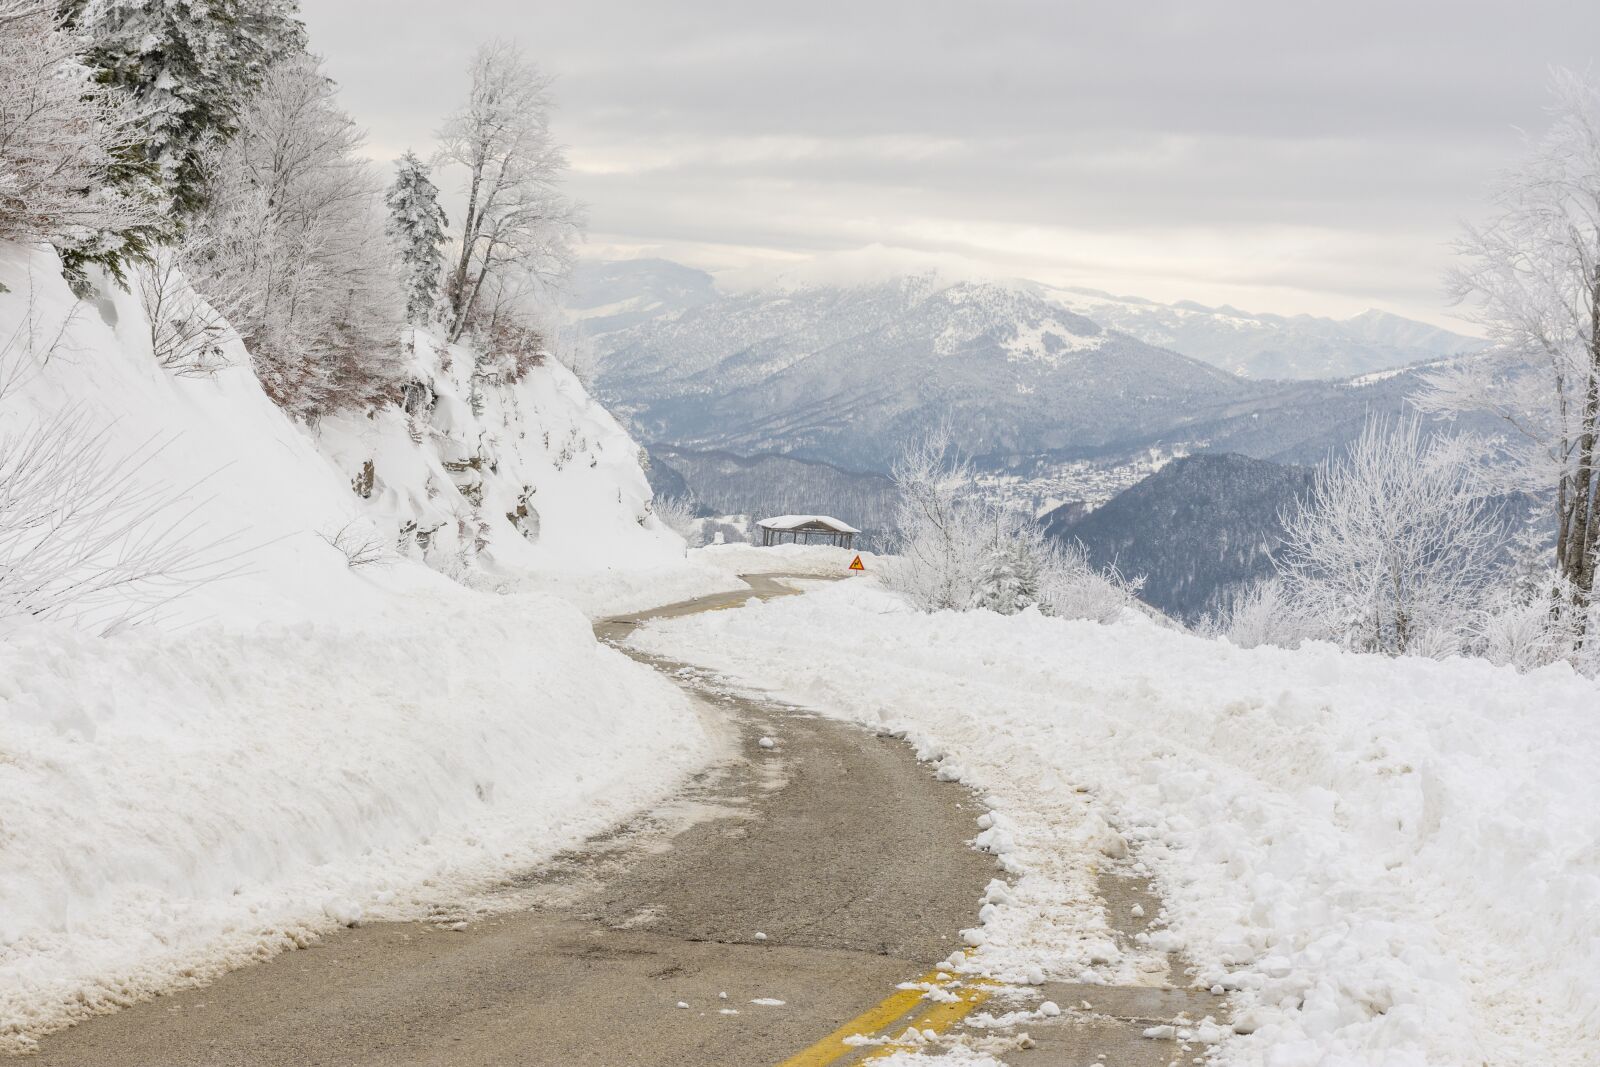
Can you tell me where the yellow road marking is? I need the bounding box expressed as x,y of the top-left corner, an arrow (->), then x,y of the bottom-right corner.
859,980 -> 997,1061
774,965 -> 951,1067
774,957 -> 997,1067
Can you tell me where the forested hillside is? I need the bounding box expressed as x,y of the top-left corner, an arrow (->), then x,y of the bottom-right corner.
1045,454 -> 1315,620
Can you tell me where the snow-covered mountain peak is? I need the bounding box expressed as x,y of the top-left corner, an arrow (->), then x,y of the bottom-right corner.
1033,284 -> 1485,378
572,257 -> 1482,382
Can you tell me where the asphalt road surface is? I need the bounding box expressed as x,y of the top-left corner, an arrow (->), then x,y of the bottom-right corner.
33,575 -> 1217,1066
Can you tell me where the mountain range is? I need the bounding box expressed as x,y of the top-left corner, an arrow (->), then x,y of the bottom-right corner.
569,259 -> 1483,477
1032,285 -> 1482,379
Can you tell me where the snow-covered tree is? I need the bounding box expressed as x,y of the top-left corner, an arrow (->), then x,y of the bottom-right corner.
886,427 -> 1138,620
651,495 -> 702,548
972,540 -> 1042,615
1418,69 -> 1600,636
437,41 -> 580,344
384,151 -> 447,326
60,0 -> 306,218
1468,510 -> 1599,674
1200,577 -> 1311,649
886,429 -> 992,612
1278,417 -> 1505,655
185,54 -> 404,420
0,0 -> 164,283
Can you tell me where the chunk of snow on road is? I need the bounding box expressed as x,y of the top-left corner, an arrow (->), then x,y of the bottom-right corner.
868,1048 -> 1008,1066
750,997 -> 786,1006
758,736 -> 776,749
321,899 -> 363,928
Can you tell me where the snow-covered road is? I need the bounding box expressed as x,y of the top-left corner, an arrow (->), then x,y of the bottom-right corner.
630,577 -> 1600,1067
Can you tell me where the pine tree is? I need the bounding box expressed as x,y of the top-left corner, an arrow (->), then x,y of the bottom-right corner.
973,542 -> 1042,615
60,0 -> 307,219
385,152 -> 448,326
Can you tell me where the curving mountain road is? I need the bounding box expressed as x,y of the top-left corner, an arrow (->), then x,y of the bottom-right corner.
33,576 -> 1206,1066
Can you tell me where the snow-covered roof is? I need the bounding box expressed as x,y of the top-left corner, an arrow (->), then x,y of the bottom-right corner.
756,514 -> 861,534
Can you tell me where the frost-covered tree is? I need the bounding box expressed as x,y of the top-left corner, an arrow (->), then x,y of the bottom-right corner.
1201,577 -> 1312,650
438,41 -> 580,344
1418,70 -> 1600,636
1278,418 -> 1505,655
886,427 -> 1138,620
0,0 -> 164,282
186,55 -> 404,420
59,0 -> 306,217
651,495 -> 702,548
886,429 -> 991,612
1468,510 -> 1600,674
384,151 -> 447,326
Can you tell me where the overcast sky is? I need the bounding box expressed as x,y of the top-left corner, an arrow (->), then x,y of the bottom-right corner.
301,0 -> 1599,328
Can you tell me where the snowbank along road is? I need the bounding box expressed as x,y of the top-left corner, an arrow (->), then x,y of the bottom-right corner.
32,576 -> 1214,1065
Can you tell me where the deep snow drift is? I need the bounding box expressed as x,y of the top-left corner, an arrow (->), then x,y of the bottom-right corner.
629,578 -> 1600,1067
0,244 -> 721,1050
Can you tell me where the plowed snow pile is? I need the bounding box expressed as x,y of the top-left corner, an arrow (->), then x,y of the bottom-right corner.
630,578 -> 1600,1067
0,594 -> 712,1050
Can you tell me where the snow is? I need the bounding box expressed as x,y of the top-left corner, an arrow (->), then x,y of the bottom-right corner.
314,328 -> 686,582
483,543 -> 877,621
1001,319 -> 1106,365
695,542 -> 874,576
0,244 -> 723,1050
870,1047 -> 1007,1066
0,593 -> 714,1049
629,578 -> 1600,1066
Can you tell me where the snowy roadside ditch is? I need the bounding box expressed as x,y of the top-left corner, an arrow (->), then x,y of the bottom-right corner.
0,591 -> 719,1053
627,577 -> 1600,1067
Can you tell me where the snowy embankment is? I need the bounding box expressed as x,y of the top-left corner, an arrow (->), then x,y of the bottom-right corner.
0,593 -> 713,1051
0,244 -> 721,1050
629,579 -> 1600,1067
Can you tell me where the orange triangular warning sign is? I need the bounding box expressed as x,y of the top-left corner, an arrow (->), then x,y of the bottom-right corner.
848,554 -> 865,571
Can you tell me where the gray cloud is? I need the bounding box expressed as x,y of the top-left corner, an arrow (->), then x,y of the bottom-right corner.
300,0 -> 1600,325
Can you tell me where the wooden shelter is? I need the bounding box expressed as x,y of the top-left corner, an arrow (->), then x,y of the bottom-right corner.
757,514 -> 859,549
